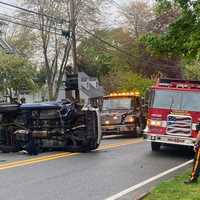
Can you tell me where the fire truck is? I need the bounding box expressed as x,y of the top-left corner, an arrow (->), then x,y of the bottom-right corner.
101,92 -> 146,136
144,79 -> 200,151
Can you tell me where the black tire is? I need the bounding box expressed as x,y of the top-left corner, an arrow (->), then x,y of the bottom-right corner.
134,117 -> 143,137
129,124 -> 142,138
89,140 -> 99,151
135,125 -> 142,137
80,139 -> 99,153
151,142 -> 161,151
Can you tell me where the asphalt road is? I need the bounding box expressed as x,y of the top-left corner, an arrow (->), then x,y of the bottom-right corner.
0,136 -> 194,200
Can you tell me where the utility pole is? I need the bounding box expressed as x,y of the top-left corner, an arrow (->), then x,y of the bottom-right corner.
70,0 -> 77,73
69,0 -> 79,101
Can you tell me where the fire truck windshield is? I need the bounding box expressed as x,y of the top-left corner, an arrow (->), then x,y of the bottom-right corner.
151,90 -> 200,111
102,98 -> 132,110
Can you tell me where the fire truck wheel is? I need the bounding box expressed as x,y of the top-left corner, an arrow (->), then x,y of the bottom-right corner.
151,142 -> 161,151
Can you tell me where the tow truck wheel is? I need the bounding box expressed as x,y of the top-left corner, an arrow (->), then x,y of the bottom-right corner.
151,142 -> 161,151
134,118 -> 143,137
135,125 -> 142,137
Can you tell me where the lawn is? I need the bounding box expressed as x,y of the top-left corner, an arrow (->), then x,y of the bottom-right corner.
144,170 -> 200,200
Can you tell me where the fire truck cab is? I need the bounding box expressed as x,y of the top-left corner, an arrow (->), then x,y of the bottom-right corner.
144,79 -> 200,151
101,92 -> 146,136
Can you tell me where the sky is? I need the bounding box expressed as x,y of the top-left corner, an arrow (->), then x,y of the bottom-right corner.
2,0 -> 154,28
3,0 -> 134,27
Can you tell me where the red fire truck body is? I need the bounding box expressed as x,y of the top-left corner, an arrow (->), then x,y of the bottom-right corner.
144,79 -> 200,151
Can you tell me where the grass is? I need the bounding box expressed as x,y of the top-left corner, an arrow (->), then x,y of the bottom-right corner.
144,170 -> 200,200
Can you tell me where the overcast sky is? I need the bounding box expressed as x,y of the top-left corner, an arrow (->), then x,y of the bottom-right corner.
4,0 -> 133,17
2,0 -> 151,27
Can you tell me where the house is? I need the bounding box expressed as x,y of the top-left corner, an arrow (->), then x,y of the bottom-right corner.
0,21 -> 17,54
57,72 -> 104,105
79,72 -> 104,105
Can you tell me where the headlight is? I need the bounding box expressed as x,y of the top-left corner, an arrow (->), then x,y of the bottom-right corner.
113,116 -> 118,120
124,115 -> 135,123
105,120 -> 110,125
148,119 -> 162,127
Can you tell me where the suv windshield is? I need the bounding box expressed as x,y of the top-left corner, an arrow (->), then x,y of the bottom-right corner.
151,90 -> 200,111
102,98 -> 132,110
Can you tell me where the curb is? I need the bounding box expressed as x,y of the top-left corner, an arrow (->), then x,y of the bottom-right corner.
136,192 -> 150,200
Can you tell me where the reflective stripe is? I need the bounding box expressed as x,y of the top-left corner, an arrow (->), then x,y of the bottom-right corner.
192,148 -> 200,178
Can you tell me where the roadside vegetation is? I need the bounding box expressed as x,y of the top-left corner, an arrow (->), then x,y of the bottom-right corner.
1,0 -> 200,99
78,0 -> 200,95
0,52 -> 38,101
145,170 -> 200,200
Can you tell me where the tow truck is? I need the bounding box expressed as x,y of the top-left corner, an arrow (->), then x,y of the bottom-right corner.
144,79 -> 200,151
101,92 -> 146,136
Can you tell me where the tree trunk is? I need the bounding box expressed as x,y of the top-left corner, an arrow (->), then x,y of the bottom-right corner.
48,83 -> 55,101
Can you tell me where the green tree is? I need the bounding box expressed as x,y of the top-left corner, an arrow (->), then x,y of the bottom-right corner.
102,70 -> 153,95
78,28 -> 133,78
0,52 -> 37,101
7,26 -> 37,58
142,0 -> 200,60
182,61 -> 200,80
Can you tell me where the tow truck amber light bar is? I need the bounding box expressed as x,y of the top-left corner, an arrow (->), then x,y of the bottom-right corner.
105,92 -> 140,97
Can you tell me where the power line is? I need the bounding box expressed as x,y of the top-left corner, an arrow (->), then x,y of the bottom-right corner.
0,17 -> 63,36
109,0 -> 134,18
0,1 -> 69,24
79,26 -> 134,58
0,12 -> 64,33
110,0 -> 124,10
0,1 -> 142,63
79,26 -> 160,68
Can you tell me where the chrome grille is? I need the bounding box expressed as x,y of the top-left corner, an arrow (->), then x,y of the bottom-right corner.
166,115 -> 192,136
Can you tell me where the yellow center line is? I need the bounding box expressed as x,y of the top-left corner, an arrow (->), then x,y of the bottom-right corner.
99,138 -> 143,149
0,139 -> 143,171
0,153 -> 79,170
0,152 -> 70,167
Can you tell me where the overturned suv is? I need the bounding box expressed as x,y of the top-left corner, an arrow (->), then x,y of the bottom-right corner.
0,102 -> 101,155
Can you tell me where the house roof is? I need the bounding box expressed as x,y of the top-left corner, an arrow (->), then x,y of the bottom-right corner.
0,38 -> 16,54
78,71 -> 104,98
79,72 -> 89,81
81,85 -> 104,98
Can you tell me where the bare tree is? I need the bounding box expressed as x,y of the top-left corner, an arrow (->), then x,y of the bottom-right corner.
122,0 -> 154,38
12,0 -> 104,100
